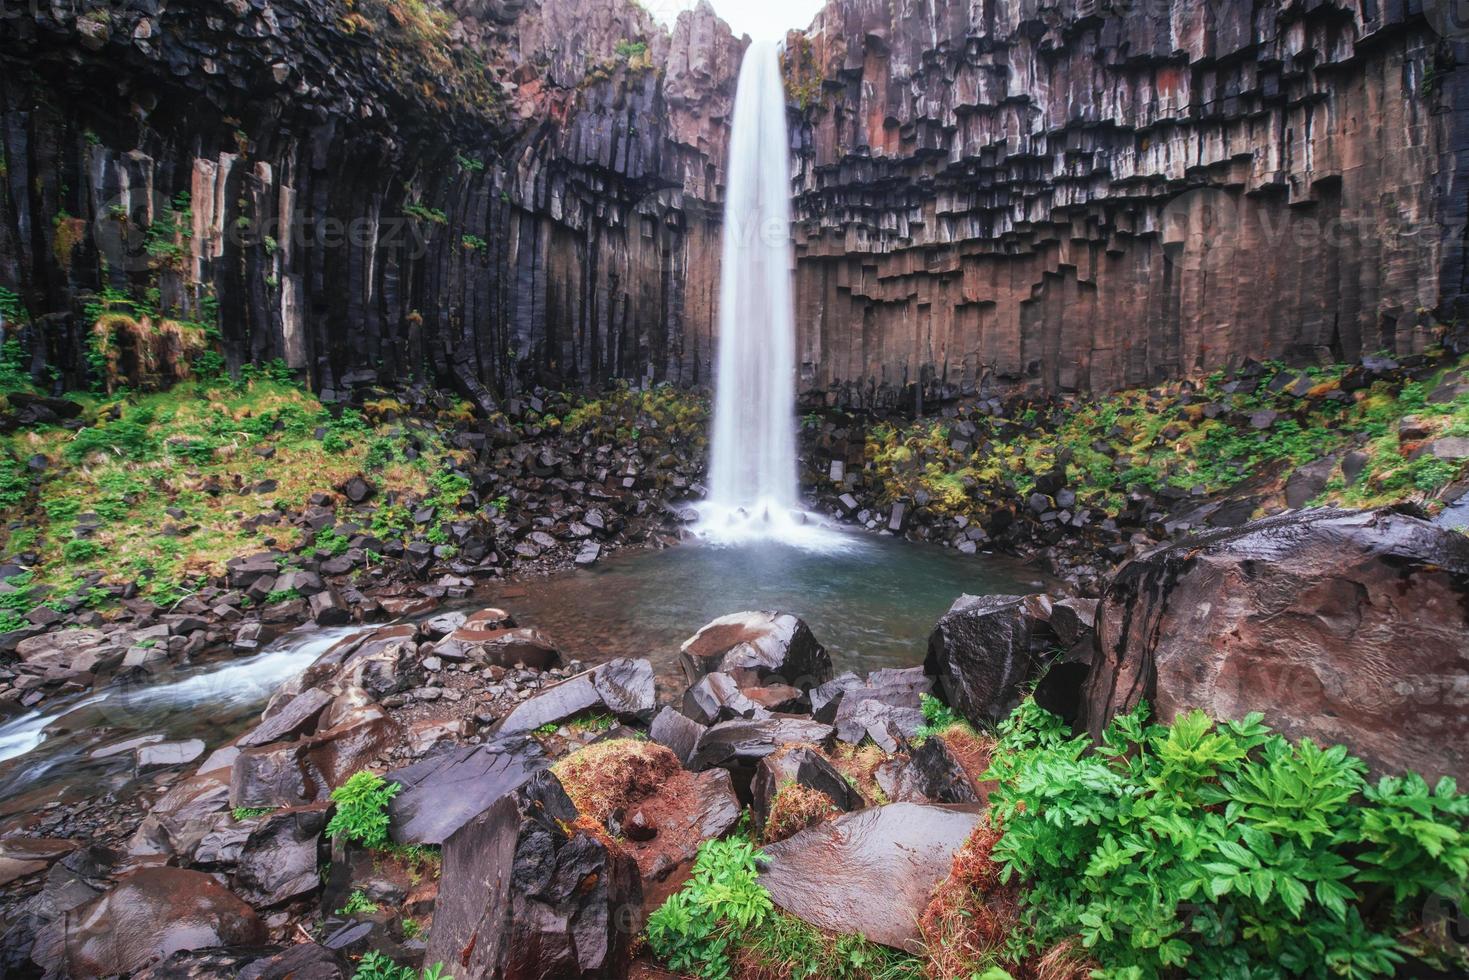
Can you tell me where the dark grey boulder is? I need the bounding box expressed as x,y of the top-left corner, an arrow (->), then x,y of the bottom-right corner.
924,593 -> 1060,727
678,611 -> 832,690
386,736 -> 549,846
496,659 -> 656,734
425,771 -> 642,979
682,671 -> 772,725
689,718 -> 836,790
238,688 -> 334,748
649,706 -> 706,767
232,803 -> 331,907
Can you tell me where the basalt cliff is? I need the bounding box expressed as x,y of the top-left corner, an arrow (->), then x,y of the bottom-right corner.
1,0 -> 1467,408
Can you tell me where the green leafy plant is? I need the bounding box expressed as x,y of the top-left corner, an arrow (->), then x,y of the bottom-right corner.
914,692 -> 964,741
232,806 -> 276,821
337,889 -> 380,916
351,951 -> 454,980
326,770 -> 401,850
647,836 -> 774,979
404,202 -> 448,225
984,701 -> 1469,979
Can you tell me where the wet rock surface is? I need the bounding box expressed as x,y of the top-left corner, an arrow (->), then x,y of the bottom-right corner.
757,803 -> 984,952
426,771 -> 643,980
1084,508 -> 1469,784
31,867 -> 267,976
386,736 -> 549,846
679,611 -> 833,689
925,594 -> 1063,727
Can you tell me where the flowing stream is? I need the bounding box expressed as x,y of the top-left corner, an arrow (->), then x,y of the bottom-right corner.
699,40 -> 835,548
0,626 -> 358,810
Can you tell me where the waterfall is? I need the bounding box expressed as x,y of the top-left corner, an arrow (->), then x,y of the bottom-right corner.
697,41 -> 842,550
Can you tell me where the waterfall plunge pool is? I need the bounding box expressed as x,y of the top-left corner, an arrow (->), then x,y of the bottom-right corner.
487,529 -> 1052,680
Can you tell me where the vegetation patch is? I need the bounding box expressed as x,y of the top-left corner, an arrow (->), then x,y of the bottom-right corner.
327,770 -> 401,850
979,700 -> 1469,978
648,834 -> 922,980
763,781 -> 840,844
550,738 -> 680,825
850,352 -> 1469,527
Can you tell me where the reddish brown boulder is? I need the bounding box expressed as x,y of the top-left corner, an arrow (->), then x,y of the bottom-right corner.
1083,508 -> 1469,782
31,867 -> 265,976
678,611 -> 832,690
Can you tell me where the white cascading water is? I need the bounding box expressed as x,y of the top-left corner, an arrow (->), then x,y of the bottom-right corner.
698,41 -> 842,550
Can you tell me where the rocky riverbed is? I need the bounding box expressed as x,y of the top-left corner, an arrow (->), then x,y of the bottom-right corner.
0,499 -> 1464,978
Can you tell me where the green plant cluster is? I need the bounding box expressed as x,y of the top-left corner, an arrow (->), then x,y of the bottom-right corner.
647,835 -> 919,980
914,691 -> 964,742
859,353 -> 1469,523
352,951 -> 453,980
326,770 -> 401,850
984,701 -> 1469,979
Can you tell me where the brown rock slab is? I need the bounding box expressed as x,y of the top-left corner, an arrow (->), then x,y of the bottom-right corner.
757,803 -> 984,952
1084,508 -> 1469,783
31,867 -> 266,976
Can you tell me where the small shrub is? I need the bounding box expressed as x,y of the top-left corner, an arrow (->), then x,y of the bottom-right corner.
763,781 -> 839,843
646,836 -> 774,980
61,540 -> 103,564
232,806 -> 276,821
551,738 -> 679,825
352,951 -> 454,980
326,770 -> 401,849
914,692 -> 964,741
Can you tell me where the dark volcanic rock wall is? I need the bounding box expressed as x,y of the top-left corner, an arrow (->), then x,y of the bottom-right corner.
789,0 -> 1469,406
0,0 -> 742,402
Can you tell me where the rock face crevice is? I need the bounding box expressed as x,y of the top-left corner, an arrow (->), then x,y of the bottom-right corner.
789,0 -> 1469,405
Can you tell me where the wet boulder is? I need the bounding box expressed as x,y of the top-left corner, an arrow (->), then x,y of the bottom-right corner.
431,626 -> 561,669
649,706 -> 706,767
689,718 -> 836,794
875,734 -> 989,805
1084,508 -> 1469,783
232,803 -> 331,907
230,704 -> 399,809
128,765 -> 233,862
924,594 -> 1061,726
425,771 -> 642,979
679,611 -> 833,690
238,688 -> 335,748
31,867 -> 266,976
757,803 -> 984,952
386,736 -> 549,845
496,658 -> 656,734
751,747 -> 862,837
681,671 -> 772,725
